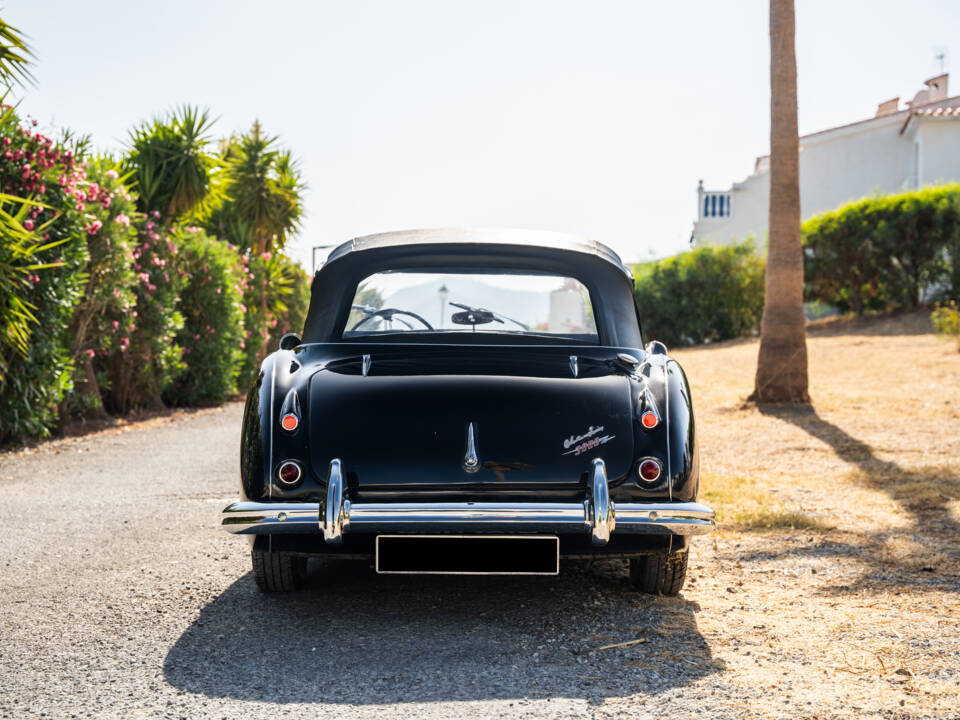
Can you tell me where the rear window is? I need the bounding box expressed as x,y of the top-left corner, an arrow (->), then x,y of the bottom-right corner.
343,271 -> 598,341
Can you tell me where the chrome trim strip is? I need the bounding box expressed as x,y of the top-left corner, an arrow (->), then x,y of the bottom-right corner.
569,355 -> 578,377
361,354 -> 372,376
463,422 -> 479,472
663,361 -> 672,500
588,458 -> 614,546
222,500 -> 715,537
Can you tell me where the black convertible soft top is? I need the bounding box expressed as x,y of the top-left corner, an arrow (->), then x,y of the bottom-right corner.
301,228 -> 643,346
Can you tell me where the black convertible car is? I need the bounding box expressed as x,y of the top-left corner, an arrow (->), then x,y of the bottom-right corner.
222,228 -> 714,595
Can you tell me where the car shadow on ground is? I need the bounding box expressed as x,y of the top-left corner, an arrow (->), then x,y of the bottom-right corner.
164,558 -> 721,705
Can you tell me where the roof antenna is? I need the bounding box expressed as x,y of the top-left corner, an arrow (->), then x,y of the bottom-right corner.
933,46 -> 948,74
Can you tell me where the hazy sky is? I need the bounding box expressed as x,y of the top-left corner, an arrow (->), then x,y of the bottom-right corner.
7,0 -> 959,266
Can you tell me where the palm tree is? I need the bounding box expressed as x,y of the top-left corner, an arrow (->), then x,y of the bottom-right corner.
752,0 -> 809,403
203,121 -> 304,254
0,17 -> 34,88
125,106 -> 215,220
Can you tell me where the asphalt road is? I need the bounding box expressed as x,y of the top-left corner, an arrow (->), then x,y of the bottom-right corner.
0,404 -> 720,719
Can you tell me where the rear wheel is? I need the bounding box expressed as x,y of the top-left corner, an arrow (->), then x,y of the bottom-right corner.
251,549 -> 308,592
629,550 -> 688,596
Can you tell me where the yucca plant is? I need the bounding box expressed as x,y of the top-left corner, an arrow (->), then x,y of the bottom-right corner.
0,195 -> 66,381
125,106 -> 215,221
202,121 -> 305,254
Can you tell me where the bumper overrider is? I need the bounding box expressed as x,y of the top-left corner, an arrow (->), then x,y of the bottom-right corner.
221,458 -> 715,546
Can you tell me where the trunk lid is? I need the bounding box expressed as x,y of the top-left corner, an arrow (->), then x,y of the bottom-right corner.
306,346 -> 636,499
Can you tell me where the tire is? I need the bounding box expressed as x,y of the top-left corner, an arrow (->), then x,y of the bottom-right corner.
629,550 -> 688,596
251,549 -> 308,592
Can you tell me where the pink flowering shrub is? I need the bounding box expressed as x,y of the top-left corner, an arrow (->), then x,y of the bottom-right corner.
99,213 -> 185,413
62,157 -> 140,417
0,106 -> 89,441
165,228 -> 245,405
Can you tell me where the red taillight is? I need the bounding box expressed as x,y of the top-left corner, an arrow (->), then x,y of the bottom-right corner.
277,461 -> 302,486
280,413 -> 299,431
641,411 -> 659,429
638,458 -> 662,483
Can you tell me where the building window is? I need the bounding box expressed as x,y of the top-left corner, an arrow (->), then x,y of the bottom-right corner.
702,192 -> 732,219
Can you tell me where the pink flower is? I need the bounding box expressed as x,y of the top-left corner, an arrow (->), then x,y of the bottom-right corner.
86,220 -> 103,235
2,137 -> 9,145
114,213 -> 130,227
23,219 -> 34,231
105,169 -> 118,179
261,252 -> 272,260
76,202 -> 85,212
111,320 -> 119,330
150,210 -> 160,218
138,272 -> 150,283
84,348 -> 96,358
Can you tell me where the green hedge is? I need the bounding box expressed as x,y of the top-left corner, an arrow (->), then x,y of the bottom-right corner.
634,240 -> 765,347
803,185 -> 960,313
165,229 -> 245,405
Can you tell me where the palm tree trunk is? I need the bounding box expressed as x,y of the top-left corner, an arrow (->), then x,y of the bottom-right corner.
752,0 -> 809,403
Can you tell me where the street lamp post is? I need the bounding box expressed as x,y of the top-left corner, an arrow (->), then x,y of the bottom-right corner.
437,283 -> 449,329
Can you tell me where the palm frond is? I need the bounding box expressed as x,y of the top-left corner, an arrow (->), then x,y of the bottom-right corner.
0,18 -> 35,89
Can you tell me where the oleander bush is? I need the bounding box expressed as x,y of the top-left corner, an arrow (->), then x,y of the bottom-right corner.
62,157 -> 140,418
165,228 -> 245,405
803,185 -> 960,313
0,106 -> 89,442
634,239 -> 765,347
98,214 -> 186,414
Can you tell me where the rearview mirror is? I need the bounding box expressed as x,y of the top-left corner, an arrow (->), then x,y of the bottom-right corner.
279,333 -> 301,351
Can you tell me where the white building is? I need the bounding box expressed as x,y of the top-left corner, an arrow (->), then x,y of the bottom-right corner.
693,74 -> 960,246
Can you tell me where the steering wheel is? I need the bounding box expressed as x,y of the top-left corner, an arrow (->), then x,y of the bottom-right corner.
350,307 -> 435,332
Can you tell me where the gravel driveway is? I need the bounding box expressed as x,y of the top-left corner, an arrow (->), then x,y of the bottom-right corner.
2,387 -> 957,719
0,404 -> 720,719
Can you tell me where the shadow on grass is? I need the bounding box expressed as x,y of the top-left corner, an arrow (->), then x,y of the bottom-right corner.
163,558 -> 722,705
755,404 -> 960,592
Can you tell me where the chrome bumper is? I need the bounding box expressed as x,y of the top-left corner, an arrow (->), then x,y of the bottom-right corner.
222,458 -> 715,546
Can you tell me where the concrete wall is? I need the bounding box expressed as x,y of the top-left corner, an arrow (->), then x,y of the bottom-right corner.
919,120 -> 960,185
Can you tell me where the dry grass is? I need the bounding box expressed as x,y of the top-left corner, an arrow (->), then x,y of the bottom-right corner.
659,310 -> 960,718
701,473 -> 834,531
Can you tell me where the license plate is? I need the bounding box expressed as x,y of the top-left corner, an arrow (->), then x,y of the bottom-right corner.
375,534 -> 560,575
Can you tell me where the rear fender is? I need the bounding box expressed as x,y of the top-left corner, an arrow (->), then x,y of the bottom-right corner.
240,348 -> 311,500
